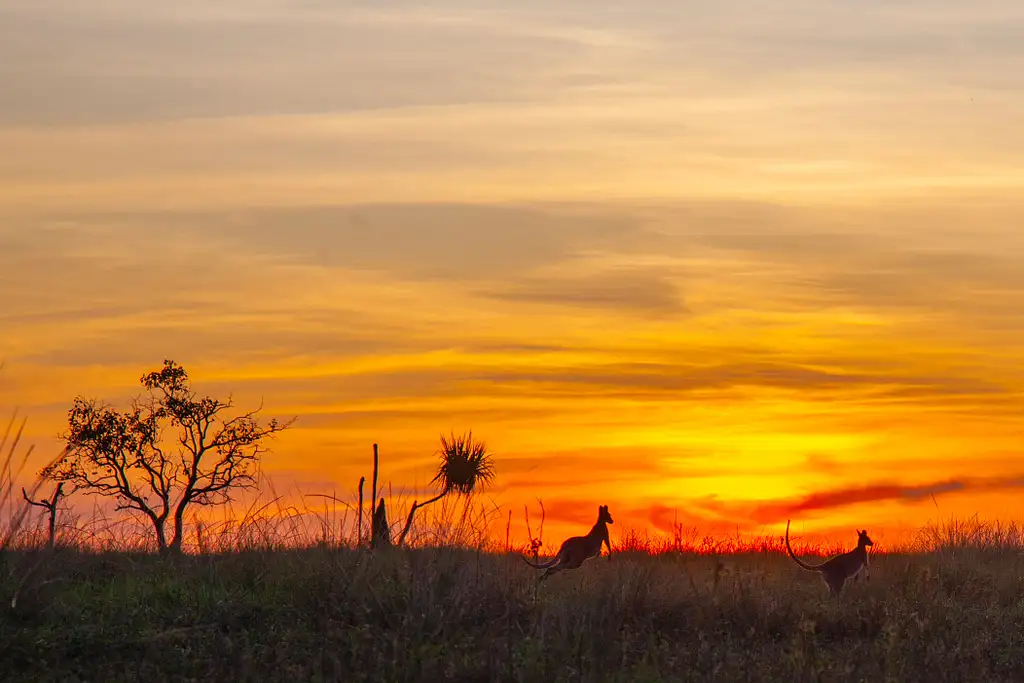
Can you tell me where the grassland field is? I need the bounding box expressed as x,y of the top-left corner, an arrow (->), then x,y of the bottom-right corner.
3,524 -> 1024,683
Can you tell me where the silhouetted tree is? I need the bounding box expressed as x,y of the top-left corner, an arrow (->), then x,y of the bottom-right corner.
397,431 -> 495,546
22,483 -> 64,549
43,360 -> 291,554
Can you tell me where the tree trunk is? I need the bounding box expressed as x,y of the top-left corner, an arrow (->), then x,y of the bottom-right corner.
168,511 -> 186,554
46,506 -> 57,550
47,483 -> 63,549
22,483 -> 64,550
397,490 -> 447,547
153,516 -> 169,554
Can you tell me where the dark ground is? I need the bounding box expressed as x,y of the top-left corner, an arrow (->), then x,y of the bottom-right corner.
2,545 -> 1023,682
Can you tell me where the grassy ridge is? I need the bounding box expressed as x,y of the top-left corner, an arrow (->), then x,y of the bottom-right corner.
3,541 -> 1024,683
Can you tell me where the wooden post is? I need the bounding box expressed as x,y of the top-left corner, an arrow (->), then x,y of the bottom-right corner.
356,476 -> 365,547
370,443 -> 379,526
370,443 -> 381,547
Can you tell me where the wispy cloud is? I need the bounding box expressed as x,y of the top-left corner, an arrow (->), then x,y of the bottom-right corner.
469,361 -> 1008,403
481,268 -> 687,317
697,474 -> 1024,526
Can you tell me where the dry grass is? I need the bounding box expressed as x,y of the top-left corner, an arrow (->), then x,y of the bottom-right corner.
1,507 -> 1024,682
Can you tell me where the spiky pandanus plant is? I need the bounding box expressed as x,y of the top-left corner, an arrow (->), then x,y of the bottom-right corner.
397,431 -> 495,547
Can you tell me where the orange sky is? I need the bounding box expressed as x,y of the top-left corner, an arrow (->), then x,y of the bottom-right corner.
3,0 -> 1024,548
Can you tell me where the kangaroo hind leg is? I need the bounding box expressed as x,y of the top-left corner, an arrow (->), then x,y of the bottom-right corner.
825,574 -> 845,598
540,555 -> 565,581
540,564 -> 564,581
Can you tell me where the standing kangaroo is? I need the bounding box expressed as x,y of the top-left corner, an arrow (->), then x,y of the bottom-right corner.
522,505 -> 613,580
785,519 -> 873,597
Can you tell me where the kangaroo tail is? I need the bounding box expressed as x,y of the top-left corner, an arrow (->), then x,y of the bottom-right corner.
785,519 -> 822,572
521,553 -> 559,570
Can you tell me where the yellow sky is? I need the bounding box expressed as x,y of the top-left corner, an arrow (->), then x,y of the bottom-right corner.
3,0 -> 1024,548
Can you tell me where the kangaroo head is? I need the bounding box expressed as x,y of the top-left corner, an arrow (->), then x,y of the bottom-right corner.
598,505 -> 614,525
856,529 -> 873,547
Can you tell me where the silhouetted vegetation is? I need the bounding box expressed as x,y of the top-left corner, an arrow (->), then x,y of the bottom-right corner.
4,364 -> 1024,681
42,360 -> 291,554
2,517 -> 1024,682
20,482 -> 63,550
398,431 -> 495,546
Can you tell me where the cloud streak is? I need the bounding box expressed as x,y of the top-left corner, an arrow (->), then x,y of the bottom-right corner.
749,474 -> 1024,524
481,268 -> 687,317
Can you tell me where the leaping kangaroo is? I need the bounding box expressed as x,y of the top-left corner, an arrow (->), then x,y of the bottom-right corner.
522,505 -> 613,580
785,519 -> 873,597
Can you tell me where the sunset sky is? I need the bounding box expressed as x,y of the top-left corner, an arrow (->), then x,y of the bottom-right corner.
3,0 -> 1024,547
